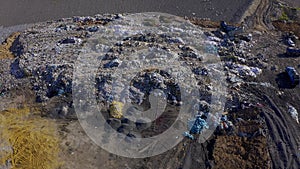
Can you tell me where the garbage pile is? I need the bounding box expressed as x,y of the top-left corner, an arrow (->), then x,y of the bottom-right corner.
5,14 -> 119,102
72,13 -> 230,142
93,29 -> 219,106
2,14 -> 262,106
204,22 -> 266,87
1,14 -> 262,138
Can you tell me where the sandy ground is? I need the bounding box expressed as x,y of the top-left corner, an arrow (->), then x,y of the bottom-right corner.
0,0 -> 253,27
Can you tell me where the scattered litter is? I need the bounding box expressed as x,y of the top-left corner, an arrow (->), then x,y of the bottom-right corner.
88,26 -> 99,32
183,115 -> 209,140
183,132 -> 195,140
287,38 -> 295,47
288,105 -> 299,124
220,21 -> 244,37
219,114 -> 233,130
226,63 -> 262,78
227,73 -> 243,83
207,36 -> 221,42
220,21 -> 237,33
59,37 -> 82,44
10,59 -> 25,79
193,67 -> 208,76
286,47 -> 300,56
109,101 -> 124,118
189,115 -> 209,134
285,66 -> 299,86
104,59 -> 122,68
59,37 -> 75,44
247,82 -> 275,88
55,24 -> 76,32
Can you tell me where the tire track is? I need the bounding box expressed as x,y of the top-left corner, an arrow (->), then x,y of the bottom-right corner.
253,0 -> 269,30
240,0 -> 271,30
263,95 -> 300,169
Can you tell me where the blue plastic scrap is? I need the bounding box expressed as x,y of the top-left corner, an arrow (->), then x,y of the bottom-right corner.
183,115 -> 209,139
220,115 -> 228,122
220,21 -> 237,33
57,89 -> 65,96
88,26 -> 99,32
104,59 -> 121,68
190,115 -> 209,134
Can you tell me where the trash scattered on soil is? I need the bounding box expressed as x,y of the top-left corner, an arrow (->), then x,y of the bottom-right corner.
219,114 -> 233,130
285,66 -> 300,86
286,47 -> 300,56
183,132 -> 195,140
188,115 -> 209,134
226,63 -> 262,78
183,114 -> 209,140
0,9 -> 299,168
287,105 -> 299,124
109,101 -> 124,118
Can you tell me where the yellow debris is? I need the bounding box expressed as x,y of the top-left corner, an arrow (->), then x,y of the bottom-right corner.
0,107 -> 61,169
0,32 -> 20,59
222,112 -> 229,115
109,101 -> 124,118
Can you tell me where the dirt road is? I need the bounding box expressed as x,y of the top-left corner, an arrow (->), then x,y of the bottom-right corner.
263,95 -> 300,169
240,0 -> 273,31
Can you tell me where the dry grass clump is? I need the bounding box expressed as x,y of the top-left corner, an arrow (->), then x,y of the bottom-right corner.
0,107 -> 61,169
0,32 -> 20,59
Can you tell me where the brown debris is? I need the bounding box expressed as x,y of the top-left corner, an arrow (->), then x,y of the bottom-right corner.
272,20 -> 300,37
188,17 -> 242,28
187,17 -> 220,28
77,19 -> 108,26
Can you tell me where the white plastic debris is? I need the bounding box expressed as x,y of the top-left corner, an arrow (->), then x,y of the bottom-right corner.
287,38 -> 295,47
288,105 -> 299,124
227,63 -> 262,78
